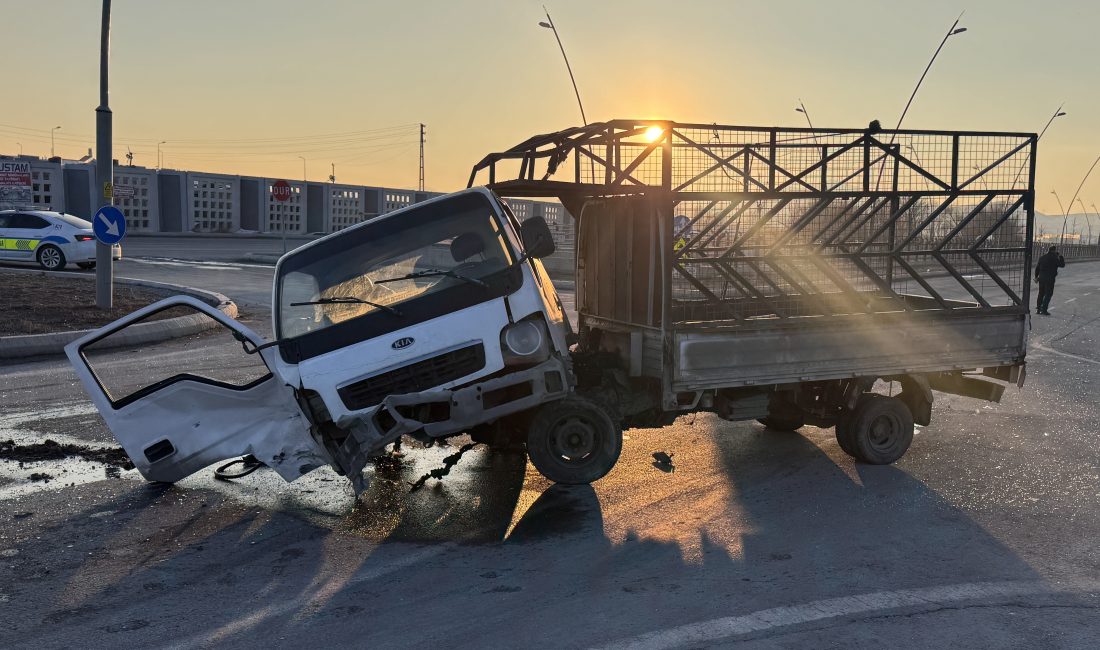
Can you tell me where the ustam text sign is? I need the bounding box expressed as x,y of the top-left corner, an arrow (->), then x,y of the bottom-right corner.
0,161 -> 32,206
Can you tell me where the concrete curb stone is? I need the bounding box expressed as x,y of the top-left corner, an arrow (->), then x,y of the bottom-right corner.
0,269 -> 237,361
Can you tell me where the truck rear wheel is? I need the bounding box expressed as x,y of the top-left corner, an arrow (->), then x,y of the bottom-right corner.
526,396 -> 621,484
836,394 -> 913,464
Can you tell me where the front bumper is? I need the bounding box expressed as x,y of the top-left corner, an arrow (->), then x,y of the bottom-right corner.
328,357 -> 571,492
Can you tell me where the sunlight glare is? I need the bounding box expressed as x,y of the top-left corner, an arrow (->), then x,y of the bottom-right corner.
644,126 -> 664,142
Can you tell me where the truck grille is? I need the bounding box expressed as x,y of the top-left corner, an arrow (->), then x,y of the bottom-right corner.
338,343 -> 486,411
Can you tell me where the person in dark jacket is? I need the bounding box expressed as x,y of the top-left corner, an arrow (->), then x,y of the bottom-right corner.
1034,245 -> 1066,315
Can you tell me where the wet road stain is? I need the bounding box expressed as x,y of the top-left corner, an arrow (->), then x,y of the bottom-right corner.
0,438 -> 133,470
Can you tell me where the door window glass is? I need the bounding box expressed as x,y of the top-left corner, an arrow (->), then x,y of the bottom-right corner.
80,304 -> 273,408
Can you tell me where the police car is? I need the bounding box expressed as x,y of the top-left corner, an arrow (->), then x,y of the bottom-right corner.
0,210 -> 122,271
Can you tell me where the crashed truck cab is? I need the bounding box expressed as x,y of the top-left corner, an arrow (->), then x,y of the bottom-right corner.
65,188 -> 574,492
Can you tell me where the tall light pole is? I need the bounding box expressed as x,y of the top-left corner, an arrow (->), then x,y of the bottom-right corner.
1092,202 -> 1100,246
539,6 -> 586,125
95,0 -> 113,309
1051,189 -> 1067,245
1061,153 -> 1100,243
51,126 -> 61,158
298,155 -> 307,181
157,140 -> 166,169
1076,198 -> 1093,246
1012,105 -> 1066,190
15,142 -> 21,156
876,15 -> 967,190
795,100 -> 814,129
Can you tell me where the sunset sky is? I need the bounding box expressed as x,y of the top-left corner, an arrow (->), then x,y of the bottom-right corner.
3,0 -> 1098,215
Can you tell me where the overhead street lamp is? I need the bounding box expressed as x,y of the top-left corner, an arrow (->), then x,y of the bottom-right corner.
1076,198 -> 1092,245
15,142 -> 21,156
795,100 -> 814,130
298,155 -> 307,181
157,140 -> 167,169
1060,153 -> 1100,245
1051,189 -> 1068,245
876,15 -> 967,190
538,6 -> 587,126
1011,105 -> 1066,190
51,126 -> 61,158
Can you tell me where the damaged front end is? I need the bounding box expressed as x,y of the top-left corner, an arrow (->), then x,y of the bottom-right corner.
305,356 -> 571,493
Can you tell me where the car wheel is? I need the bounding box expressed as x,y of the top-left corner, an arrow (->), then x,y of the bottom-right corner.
844,394 -> 914,464
526,396 -> 621,484
37,245 -> 66,271
77,262 -> 96,270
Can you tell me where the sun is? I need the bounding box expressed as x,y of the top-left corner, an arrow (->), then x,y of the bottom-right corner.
644,126 -> 664,142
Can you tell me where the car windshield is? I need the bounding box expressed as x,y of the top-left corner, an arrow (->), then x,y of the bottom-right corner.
277,193 -> 515,339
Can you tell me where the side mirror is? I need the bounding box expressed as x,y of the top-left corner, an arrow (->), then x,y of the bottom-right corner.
520,216 -> 556,260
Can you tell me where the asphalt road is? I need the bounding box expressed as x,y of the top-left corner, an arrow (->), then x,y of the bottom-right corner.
2,256 -> 1100,647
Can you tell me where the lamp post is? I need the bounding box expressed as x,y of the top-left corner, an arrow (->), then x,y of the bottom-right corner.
15,142 -> 21,156
94,0 -> 112,309
876,15 -> 966,191
51,126 -> 61,158
1011,106 -> 1066,190
795,100 -> 814,130
538,6 -> 587,125
1059,153 -> 1100,245
1076,198 -> 1093,247
1051,189 -> 1067,245
298,155 -> 307,181
157,140 -> 166,169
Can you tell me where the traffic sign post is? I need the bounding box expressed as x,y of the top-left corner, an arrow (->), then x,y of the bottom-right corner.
95,0 -> 113,309
272,180 -> 291,254
93,205 -> 127,245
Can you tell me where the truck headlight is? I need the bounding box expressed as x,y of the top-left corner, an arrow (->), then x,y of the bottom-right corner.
500,319 -> 550,365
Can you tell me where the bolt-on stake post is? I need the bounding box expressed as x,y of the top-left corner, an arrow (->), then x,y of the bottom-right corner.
95,0 -> 113,309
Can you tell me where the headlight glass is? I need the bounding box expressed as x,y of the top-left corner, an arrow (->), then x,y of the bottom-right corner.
503,321 -> 543,356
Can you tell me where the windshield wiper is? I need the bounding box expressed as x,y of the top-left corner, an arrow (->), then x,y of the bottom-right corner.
376,267 -> 487,288
289,296 -> 402,317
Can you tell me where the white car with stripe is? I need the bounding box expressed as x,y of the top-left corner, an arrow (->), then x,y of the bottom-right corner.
0,209 -> 122,270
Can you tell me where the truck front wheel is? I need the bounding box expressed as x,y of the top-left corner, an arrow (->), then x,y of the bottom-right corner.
835,394 -> 913,464
526,397 -> 621,484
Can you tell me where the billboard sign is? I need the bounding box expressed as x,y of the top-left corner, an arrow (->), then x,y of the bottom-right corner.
0,161 -> 32,206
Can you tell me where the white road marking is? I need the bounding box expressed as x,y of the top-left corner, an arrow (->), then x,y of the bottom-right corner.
593,579 -> 1095,649
1032,343 -> 1100,366
128,257 -> 248,271
1065,298 -> 1078,303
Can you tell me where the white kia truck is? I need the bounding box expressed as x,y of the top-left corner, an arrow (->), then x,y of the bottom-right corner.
66,188 -> 621,493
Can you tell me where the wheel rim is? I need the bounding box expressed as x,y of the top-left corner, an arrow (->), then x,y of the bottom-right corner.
40,248 -> 60,268
867,413 -> 902,452
547,415 -> 601,463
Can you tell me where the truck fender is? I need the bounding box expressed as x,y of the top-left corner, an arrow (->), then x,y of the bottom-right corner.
896,375 -> 934,426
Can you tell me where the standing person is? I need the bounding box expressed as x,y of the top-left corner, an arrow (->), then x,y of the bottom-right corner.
1034,245 -> 1066,315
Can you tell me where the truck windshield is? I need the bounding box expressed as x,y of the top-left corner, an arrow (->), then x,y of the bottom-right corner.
277,192 -> 517,342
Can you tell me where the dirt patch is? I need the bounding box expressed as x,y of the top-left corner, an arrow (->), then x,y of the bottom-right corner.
0,439 -> 135,470
0,271 -> 171,335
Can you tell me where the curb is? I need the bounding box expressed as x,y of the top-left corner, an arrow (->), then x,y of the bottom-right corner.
0,270 -> 237,361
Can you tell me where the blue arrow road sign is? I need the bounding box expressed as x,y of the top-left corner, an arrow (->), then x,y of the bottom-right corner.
93,205 -> 126,245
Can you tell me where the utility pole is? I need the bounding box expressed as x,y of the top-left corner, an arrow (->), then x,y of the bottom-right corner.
418,123 -> 426,192
95,0 -> 113,309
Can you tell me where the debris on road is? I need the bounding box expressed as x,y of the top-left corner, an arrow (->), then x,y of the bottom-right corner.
652,451 -> 675,473
408,443 -> 479,492
28,472 -> 53,482
0,439 -> 134,470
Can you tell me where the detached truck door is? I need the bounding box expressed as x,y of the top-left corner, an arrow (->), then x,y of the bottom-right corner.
65,295 -> 331,484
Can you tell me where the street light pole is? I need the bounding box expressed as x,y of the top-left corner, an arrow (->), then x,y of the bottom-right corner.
795,100 -> 814,129
95,0 -> 113,309
51,126 -> 61,158
876,14 -> 966,190
15,142 -> 21,156
157,140 -> 166,169
1012,105 -> 1066,190
298,155 -> 307,182
1076,198 -> 1092,247
1051,189 -> 1067,245
1061,153 -> 1100,244
539,6 -> 586,125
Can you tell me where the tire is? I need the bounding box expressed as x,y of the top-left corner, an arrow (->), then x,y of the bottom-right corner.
37,245 -> 66,271
842,394 -> 914,464
526,396 -> 622,484
834,410 -> 858,457
77,262 -> 95,270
